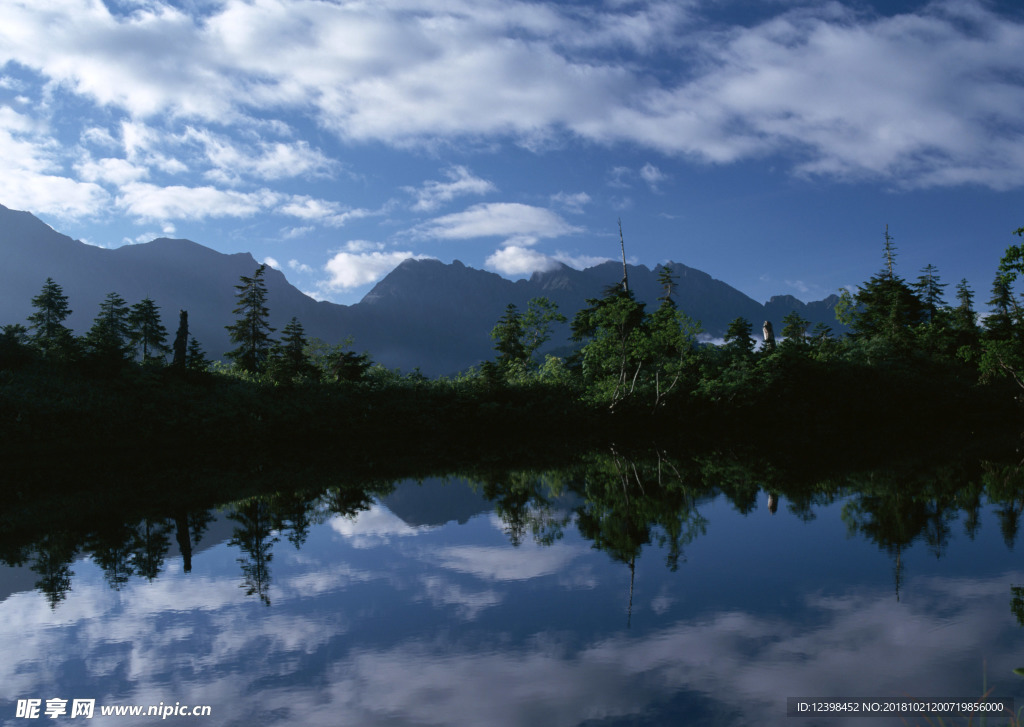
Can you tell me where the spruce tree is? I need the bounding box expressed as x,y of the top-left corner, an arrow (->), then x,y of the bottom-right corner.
84,292 -> 133,367
128,297 -> 171,363
269,317 -> 316,383
27,278 -> 75,360
848,227 -> 924,340
225,264 -> 275,374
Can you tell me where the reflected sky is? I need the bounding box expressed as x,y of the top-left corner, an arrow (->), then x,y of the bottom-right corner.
1,477 -> 1022,727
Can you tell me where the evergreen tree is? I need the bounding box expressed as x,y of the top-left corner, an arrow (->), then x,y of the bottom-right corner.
186,336 -> 210,373
27,278 -> 76,360
656,264 -> 678,308
128,297 -> 171,363
490,303 -> 527,371
724,317 -> 755,357
225,264 -> 275,374
912,264 -> 947,324
83,292 -> 133,366
951,278 -> 980,351
781,311 -> 810,346
847,227 -> 924,340
269,317 -> 317,383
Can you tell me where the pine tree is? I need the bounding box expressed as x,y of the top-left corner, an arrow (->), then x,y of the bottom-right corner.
848,227 -> 924,340
27,278 -> 75,360
951,278 -> 980,350
912,264 -> 947,325
781,311 -> 809,345
269,317 -> 316,383
490,303 -> 527,371
83,292 -> 133,367
186,336 -> 210,373
225,265 -> 275,374
724,317 -> 755,357
128,297 -> 171,363
656,264 -> 678,309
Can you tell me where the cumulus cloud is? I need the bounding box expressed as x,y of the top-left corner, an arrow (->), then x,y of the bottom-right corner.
321,249 -> 434,290
485,245 -> 561,276
419,202 -> 580,241
406,165 -> 497,212
0,0 -> 1019,236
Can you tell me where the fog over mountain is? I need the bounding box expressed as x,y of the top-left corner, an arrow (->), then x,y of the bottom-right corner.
0,204 -> 841,376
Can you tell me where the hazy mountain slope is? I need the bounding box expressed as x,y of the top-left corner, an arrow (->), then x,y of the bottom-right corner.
0,204 -> 843,375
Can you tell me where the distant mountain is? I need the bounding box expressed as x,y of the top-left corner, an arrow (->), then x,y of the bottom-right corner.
0,204 -> 843,376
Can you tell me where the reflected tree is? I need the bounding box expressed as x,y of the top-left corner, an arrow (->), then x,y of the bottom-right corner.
229,498 -> 279,606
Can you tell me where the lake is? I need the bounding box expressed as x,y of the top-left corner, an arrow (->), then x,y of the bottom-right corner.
2,448 -> 1023,726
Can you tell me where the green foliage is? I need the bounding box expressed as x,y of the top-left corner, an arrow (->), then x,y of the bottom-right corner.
304,337 -> 372,383
225,264 -> 275,374
186,336 -> 211,373
489,297 -> 567,381
724,317 -> 755,358
843,228 -> 926,342
572,287 -> 649,407
268,318 -> 319,384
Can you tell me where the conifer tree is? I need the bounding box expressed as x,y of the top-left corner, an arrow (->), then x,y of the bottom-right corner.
84,292 -> 133,366
847,227 -> 924,340
27,278 -> 76,360
225,264 -> 275,374
269,317 -> 316,383
951,278 -> 980,351
128,297 -> 171,363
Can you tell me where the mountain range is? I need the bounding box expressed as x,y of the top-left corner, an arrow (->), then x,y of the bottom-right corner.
0,204 -> 841,376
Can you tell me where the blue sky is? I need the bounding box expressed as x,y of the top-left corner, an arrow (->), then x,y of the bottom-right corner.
1,0 -> 1022,308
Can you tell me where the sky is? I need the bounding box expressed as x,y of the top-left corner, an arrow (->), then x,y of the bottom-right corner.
1,0 -> 1023,308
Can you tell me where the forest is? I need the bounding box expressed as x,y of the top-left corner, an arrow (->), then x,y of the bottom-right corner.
1,226 -> 1023,481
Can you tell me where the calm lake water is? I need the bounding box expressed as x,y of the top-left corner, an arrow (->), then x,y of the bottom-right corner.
2,453 -> 1024,726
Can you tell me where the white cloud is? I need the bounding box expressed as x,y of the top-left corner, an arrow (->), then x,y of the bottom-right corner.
420,202 -> 580,241
431,542 -> 587,582
278,196 -> 372,227
263,256 -> 281,269
407,166 -> 497,212
0,107 -> 111,218
485,245 -> 561,276
287,259 -> 313,274
639,162 -> 668,191
553,251 -> 613,270
116,182 -> 279,220
321,250 -> 434,291
0,0 -> 1019,223
75,156 -> 149,185
343,240 -> 385,253
550,191 -> 591,214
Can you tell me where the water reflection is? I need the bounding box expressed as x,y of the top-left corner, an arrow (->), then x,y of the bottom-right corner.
2,448 -> 1024,725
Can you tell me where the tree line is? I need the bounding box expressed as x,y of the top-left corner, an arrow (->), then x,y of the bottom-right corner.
1,225 -> 1022,455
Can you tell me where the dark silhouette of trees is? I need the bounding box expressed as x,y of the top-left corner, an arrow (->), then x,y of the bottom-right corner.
28,278 -> 76,361
225,264 -> 275,375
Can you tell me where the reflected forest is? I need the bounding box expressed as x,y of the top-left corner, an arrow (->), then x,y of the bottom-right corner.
5,225 -> 1024,612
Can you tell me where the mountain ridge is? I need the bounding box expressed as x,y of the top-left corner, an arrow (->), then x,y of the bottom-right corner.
0,204 -> 841,375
